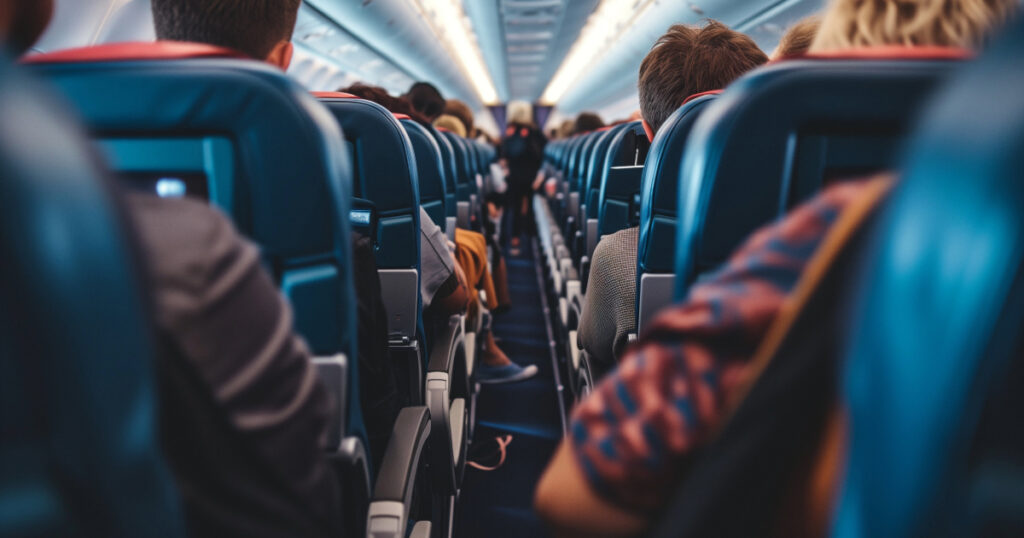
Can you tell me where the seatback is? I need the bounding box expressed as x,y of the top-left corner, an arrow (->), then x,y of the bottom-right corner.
26,42 -> 364,444
0,58 -> 184,536
596,121 -> 648,238
582,126 -> 617,220
674,49 -> 968,301
835,29 -> 1024,538
431,125 -> 459,218
315,94 -> 423,352
635,95 -> 718,329
401,117 -> 448,229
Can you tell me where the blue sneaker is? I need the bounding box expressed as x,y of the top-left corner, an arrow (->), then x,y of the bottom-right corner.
476,363 -> 538,384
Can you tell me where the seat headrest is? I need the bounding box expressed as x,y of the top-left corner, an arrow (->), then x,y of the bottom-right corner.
23,41 -> 247,64
782,45 -> 972,62
682,89 -> 723,105
312,91 -> 357,99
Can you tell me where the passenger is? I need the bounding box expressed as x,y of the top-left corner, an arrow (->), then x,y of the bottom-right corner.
536,2 -> 1017,536
445,98 -> 476,138
571,111 -> 605,134
501,100 -> 547,248
773,15 -> 822,59
403,81 -> 445,122
577,21 -> 768,371
434,113 -> 468,137
338,82 -> 428,123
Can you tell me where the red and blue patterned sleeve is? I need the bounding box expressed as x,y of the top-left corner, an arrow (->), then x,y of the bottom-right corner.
569,180 -> 870,513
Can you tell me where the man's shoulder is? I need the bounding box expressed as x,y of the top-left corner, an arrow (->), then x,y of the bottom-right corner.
593,227 -> 639,267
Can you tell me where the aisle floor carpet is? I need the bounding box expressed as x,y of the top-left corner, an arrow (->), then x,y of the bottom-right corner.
455,238 -> 562,538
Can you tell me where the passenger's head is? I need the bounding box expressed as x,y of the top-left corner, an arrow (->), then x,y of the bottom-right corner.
339,83 -> 429,123
404,82 -> 445,121
507,100 -> 533,126
445,99 -> 475,136
151,0 -> 300,69
0,0 -> 54,55
434,114 -> 467,137
773,16 -> 821,58
639,21 -> 768,137
811,0 -> 1018,51
572,112 -> 604,135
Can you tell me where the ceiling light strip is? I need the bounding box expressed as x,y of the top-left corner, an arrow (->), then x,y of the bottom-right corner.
540,0 -> 655,104
409,0 -> 500,104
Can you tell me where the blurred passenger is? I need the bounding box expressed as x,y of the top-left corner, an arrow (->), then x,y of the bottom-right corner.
571,111 -> 605,134
434,113 -> 467,137
557,119 -> 575,139
578,20 -> 767,371
773,15 -> 822,58
403,81 -> 445,122
537,2 -> 1016,536
445,98 -> 475,137
501,100 -> 547,248
338,82 -> 428,122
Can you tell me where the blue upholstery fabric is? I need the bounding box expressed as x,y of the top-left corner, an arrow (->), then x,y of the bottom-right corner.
835,25 -> 1024,538
636,96 -> 717,278
596,121 -> 648,238
0,59 -> 183,537
318,97 -> 421,270
674,56 -> 964,300
402,118 -> 448,229
442,131 -> 474,202
430,126 -> 459,217
30,54 -> 364,444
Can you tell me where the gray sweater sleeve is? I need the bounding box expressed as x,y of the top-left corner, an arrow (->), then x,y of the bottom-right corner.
577,226 -> 639,368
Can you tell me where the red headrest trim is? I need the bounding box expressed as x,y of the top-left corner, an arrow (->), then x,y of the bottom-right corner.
393,113 -> 411,120
23,41 -> 247,64
778,46 -> 972,62
681,89 -> 723,105
313,91 -> 357,99
437,126 -> 451,133
597,126 -> 613,132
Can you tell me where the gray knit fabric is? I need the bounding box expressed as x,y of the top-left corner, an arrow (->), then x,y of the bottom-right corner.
577,226 -> 638,368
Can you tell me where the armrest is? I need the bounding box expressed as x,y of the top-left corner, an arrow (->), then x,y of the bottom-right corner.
313,355 -> 348,452
445,216 -> 457,242
409,521 -> 432,538
425,315 -> 469,493
456,201 -> 471,230
367,406 -> 431,538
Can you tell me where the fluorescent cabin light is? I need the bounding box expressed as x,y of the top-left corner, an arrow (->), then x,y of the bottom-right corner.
410,0 -> 499,105
540,0 -> 653,104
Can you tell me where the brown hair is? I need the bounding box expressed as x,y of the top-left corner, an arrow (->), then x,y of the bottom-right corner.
572,112 -> 604,135
811,0 -> 1018,51
339,83 -> 429,124
444,99 -> 475,137
774,16 -> 821,58
639,20 -> 768,134
151,0 -> 300,60
403,82 -> 445,121
2,0 -> 53,55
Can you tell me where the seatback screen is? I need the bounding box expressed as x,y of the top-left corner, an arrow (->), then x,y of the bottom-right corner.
119,171 -> 210,200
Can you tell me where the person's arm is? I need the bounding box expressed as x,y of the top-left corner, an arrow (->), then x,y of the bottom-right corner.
535,443 -> 648,538
535,181 -> 873,535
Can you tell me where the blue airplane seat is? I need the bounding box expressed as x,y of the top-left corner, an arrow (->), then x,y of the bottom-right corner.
27,43 -> 437,537
400,116 -> 448,230
835,29 -> 1024,538
430,124 -> 459,223
0,56 -> 184,538
635,94 -> 719,330
674,49 -> 969,304
315,94 -> 421,272
595,121 -> 648,240
441,129 -> 476,229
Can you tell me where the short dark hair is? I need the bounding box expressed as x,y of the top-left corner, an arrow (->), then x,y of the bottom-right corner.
639,20 -> 767,134
572,112 -> 605,135
403,82 -> 445,122
5,0 -> 53,55
339,83 -> 429,124
151,0 -> 301,60
775,16 -> 821,58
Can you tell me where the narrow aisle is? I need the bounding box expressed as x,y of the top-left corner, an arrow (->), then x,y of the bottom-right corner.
456,237 -> 563,538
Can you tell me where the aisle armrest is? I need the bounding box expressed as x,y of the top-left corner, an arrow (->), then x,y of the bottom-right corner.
456,201 -> 470,230
366,406 -> 431,538
425,314 -> 469,493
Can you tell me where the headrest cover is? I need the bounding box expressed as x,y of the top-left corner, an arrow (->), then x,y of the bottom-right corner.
313,91 -> 357,99
23,41 -> 247,64
393,113 -> 411,120
682,89 -> 723,105
780,46 -> 972,62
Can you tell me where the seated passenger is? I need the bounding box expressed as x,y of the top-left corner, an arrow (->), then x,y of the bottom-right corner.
536,1 -> 1017,536
772,15 -> 822,59
339,82 -> 429,123
434,113 -> 467,137
445,98 -> 477,139
571,111 -> 605,135
403,81 -> 445,122
577,21 -> 767,371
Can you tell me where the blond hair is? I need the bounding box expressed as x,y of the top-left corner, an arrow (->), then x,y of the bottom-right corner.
507,100 -> 533,126
811,0 -> 1017,51
434,114 -> 467,137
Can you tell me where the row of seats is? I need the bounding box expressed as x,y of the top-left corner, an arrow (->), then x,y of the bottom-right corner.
16,41 -> 496,538
537,46 -> 969,397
